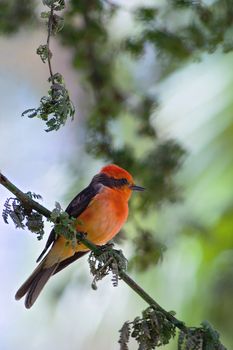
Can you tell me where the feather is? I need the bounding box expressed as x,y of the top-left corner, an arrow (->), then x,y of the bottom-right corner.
15,260 -> 58,309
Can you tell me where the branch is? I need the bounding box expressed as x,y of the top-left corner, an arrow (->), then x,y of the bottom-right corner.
0,172 -> 227,349
46,1 -> 54,82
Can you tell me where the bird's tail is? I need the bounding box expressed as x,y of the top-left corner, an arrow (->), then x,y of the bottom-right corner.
15,259 -> 58,309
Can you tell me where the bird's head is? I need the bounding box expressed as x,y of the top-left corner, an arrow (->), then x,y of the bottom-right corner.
98,164 -> 144,199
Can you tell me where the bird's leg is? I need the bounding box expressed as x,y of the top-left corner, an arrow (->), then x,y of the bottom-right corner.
76,231 -> 88,244
97,241 -> 114,253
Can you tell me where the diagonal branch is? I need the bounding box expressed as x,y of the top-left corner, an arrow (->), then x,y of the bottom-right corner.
0,171 -> 188,333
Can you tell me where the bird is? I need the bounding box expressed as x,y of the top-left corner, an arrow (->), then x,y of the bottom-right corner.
15,164 -> 144,308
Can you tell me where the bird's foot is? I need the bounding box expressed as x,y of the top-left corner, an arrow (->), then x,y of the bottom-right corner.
76,231 -> 87,244
97,242 -> 114,252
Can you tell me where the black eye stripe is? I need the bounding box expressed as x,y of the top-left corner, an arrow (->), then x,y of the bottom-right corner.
92,174 -> 129,188
113,178 -> 129,187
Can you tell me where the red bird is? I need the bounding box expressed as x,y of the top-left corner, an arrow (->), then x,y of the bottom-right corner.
15,164 -> 144,308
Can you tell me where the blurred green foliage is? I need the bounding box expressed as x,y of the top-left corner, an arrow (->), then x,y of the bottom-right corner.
128,230 -> 166,272
0,0 -> 35,33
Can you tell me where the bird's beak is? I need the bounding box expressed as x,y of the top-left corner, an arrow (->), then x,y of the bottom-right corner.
130,184 -> 145,191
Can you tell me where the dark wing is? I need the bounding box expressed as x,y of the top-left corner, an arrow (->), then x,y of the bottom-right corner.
36,182 -> 102,263
65,183 -> 100,217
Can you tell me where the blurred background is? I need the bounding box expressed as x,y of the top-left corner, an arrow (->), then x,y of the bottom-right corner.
0,0 -> 233,349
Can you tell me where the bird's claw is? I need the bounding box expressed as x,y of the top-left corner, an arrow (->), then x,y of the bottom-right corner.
98,242 -> 114,252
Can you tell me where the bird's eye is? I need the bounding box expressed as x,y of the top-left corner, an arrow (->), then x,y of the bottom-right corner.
119,178 -> 129,185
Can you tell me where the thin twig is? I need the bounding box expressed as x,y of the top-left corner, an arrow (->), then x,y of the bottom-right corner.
0,171 -> 188,333
47,2 -> 54,82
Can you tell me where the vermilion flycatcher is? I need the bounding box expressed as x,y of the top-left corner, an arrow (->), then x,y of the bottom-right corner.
15,164 -> 144,308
